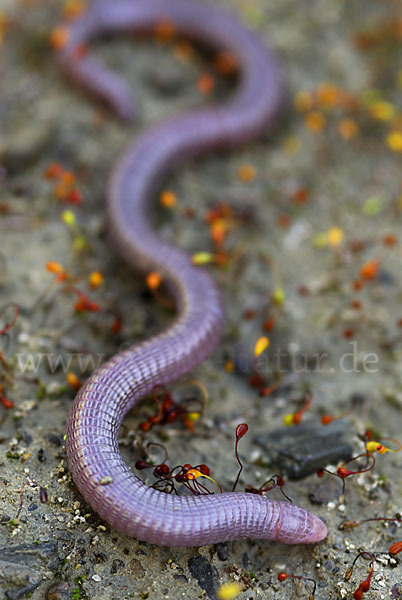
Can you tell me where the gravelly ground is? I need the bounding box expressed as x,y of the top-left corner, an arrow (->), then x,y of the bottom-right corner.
1,0 -> 402,598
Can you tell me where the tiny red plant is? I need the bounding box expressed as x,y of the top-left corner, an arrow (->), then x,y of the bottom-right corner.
0,384 -> 13,409
317,453 -> 376,495
73,289 -> 100,312
16,480 -> 48,519
383,233 -> 397,247
134,437 -> 220,496
389,541 -> 402,555
278,571 -> 316,598
321,408 -> 351,426
231,423 -> 248,492
245,474 -> 292,502
339,514 -> 402,530
283,392 -> 313,426
139,384 -> 205,433
43,163 -> 84,204
345,552 -> 374,599
0,302 -> 19,336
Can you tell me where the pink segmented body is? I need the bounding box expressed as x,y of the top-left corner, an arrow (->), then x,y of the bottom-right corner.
60,0 -> 328,547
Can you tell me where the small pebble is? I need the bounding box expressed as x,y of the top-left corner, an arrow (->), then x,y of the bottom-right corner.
46,582 -> 70,600
215,542 -> 228,561
129,558 -> 145,578
188,556 -> 218,600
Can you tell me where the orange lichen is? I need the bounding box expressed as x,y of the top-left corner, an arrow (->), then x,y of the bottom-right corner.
46,261 -> 67,282
146,271 -> 162,291
62,0 -> 86,20
360,260 -> 379,280
197,73 -> 215,95
154,19 -> 176,42
294,91 -> 314,112
214,51 -> 238,75
316,82 -> 339,108
89,271 -> 104,289
338,118 -> 358,140
292,187 -> 310,205
159,190 -> 177,208
237,164 -> 257,183
305,110 -> 326,132
44,163 -> 64,180
383,233 -> 397,246
67,371 -> 82,390
49,26 -> 70,50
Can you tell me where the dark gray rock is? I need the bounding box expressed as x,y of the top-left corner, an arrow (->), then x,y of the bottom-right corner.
308,477 -> 343,504
5,579 -> 41,600
0,124 -> 53,172
0,541 -> 58,600
188,555 -> 218,600
111,559 -> 124,574
215,542 -> 228,561
0,541 -> 58,565
0,514 -> 10,523
254,419 -> 354,479
45,582 -> 71,600
143,66 -> 189,95
46,433 -> 63,447
128,558 -> 145,578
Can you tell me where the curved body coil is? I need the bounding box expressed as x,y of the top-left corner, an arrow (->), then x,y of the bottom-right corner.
60,0 -> 327,547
